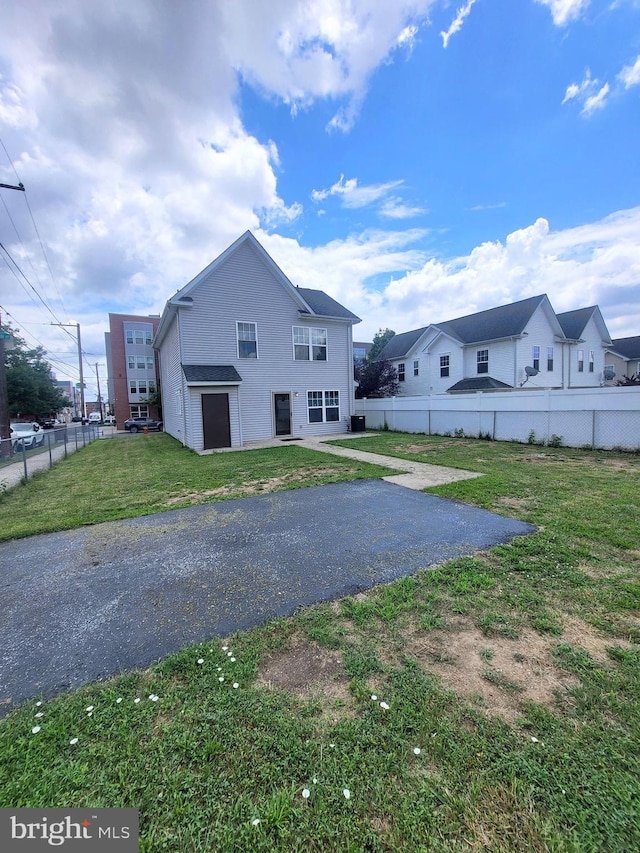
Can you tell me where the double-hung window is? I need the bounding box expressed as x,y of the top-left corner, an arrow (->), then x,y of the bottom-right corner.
398,363 -> 405,381
293,326 -> 327,361
440,354 -> 450,377
589,350 -> 595,373
547,347 -> 554,371
237,322 -> 258,358
578,349 -> 584,372
532,346 -> 540,371
477,349 -> 489,374
307,390 -> 339,423
413,359 -> 419,377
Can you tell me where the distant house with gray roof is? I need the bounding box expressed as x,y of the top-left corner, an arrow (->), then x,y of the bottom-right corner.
154,231 -> 360,450
605,336 -> 640,382
377,295 -> 613,394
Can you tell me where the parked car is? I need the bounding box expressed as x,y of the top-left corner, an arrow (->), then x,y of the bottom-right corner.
71,416 -> 87,423
123,417 -> 163,433
38,416 -> 58,429
103,415 -> 116,425
88,412 -> 102,424
10,422 -> 45,450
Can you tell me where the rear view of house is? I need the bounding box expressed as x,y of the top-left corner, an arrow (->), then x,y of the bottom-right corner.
154,231 -> 360,451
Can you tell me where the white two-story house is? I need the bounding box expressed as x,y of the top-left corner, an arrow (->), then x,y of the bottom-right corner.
378,295 -> 613,395
154,231 -> 361,450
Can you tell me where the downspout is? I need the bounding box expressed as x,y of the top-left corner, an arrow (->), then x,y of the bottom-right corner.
178,309 -> 188,446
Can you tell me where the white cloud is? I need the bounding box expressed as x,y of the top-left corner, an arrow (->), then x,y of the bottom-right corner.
379,198 -> 428,219
618,54 -> 640,88
562,70 -> 611,115
581,82 -> 610,115
376,208 -> 640,340
311,175 -> 405,208
441,0 -> 476,49
534,0 -> 589,26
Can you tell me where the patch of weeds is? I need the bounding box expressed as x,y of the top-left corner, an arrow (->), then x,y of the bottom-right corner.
479,613 -> 520,639
420,610 -> 443,631
530,610 -> 563,635
552,643 -> 599,677
343,645 -> 382,679
513,652 -> 526,663
423,557 -> 497,596
340,597 -> 377,628
482,669 -> 524,694
374,577 -> 418,622
479,648 -> 495,662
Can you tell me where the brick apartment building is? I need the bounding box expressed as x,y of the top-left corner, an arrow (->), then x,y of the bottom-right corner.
105,313 -> 162,428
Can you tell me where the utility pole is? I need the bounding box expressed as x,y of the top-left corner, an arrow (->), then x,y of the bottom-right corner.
0,180 -> 25,454
52,322 -> 85,420
95,362 -> 103,420
0,312 -> 12,457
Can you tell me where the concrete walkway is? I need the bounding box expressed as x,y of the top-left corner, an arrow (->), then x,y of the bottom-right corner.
211,433 -> 483,491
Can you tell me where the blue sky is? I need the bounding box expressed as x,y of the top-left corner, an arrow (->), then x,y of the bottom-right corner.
0,0 -> 639,398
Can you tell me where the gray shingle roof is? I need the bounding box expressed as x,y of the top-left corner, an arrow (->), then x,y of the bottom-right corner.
437,295 -> 547,344
556,307 -> 596,340
297,288 -> 361,321
447,377 -> 513,392
182,365 -> 242,383
609,336 -> 640,359
377,327 -> 429,360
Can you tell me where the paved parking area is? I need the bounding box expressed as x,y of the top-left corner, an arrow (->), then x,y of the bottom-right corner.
0,479 -> 535,715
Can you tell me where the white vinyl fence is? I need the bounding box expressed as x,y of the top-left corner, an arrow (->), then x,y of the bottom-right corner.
355,386 -> 640,450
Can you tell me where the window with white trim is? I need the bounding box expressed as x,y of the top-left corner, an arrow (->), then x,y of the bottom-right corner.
477,349 -> 489,374
129,405 -> 149,418
589,350 -> 595,373
307,390 -> 340,423
128,355 -> 135,369
578,349 -> 584,372
547,347 -> 554,371
532,346 -> 540,371
237,322 -> 258,359
440,354 -> 450,377
398,363 -> 405,381
413,359 -> 419,376
293,326 -> 327,361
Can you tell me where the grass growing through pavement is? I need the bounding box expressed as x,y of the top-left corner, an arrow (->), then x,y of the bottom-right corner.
1,431 -> 639,851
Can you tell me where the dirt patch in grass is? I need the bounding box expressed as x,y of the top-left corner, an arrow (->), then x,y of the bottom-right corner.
256,638 -> 353,717
402,615 -> 631,723
164,467 -> 350,506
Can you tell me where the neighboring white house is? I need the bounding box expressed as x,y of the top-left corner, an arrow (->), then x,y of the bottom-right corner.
154,231 -> 361,450
605,336 -> 640,382
377,295 -> 614,395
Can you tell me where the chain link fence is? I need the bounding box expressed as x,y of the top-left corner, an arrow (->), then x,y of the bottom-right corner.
0,424 -> 106,492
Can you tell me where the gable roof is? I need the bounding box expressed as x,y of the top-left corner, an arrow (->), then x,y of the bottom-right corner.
436,294 -> 555,344
154,231 -> 359,347
607,336 -> 640,360
377,295 -> 562,361
377,327 -> 429,360
556,306 -> 612,344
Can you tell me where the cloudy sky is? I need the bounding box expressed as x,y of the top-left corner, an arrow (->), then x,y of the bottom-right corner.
1,0 -> 639,398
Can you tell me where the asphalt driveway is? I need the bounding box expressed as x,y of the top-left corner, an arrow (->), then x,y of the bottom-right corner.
0,479 -> 536,715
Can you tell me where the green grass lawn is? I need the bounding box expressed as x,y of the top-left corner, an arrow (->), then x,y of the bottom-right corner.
1,432 -> 639,851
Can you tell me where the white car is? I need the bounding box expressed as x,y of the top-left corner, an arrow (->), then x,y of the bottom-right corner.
10,422 -> 45,451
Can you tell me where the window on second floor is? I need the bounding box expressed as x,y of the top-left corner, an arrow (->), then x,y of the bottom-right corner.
440,354 -> 450,377
293,326 -> 327,361
477,349 -> 489,374
578,349 -> 584,372
589,350 -> 595,372
413,359 -> 419,377
532,346 -> 540,371
237,322 -> 258,359
398,363 -> 405,381
547,347 -> 554,371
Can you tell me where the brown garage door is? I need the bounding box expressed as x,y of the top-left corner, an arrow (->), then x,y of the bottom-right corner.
202,393 -> 231,449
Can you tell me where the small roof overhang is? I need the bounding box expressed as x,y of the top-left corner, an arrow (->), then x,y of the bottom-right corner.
447,376 -> 513,393
182,364 -> 242,386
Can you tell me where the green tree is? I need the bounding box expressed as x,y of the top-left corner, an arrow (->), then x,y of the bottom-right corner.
367,328 -> 396,363
355,358 -> 399,398
5,327 -> 68,418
